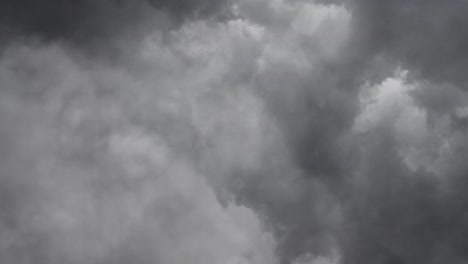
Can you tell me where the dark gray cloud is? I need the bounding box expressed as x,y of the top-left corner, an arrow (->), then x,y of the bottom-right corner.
226,1 -> 468,264
339,117 -> 468,264
349,0 -> 468,87
1,1 -> 468,264
0,0 -> 234,44
325,2 -> 468,263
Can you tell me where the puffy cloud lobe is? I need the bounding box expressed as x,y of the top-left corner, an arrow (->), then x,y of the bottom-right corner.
339,72 -> 468,264
0,22 -> 277,264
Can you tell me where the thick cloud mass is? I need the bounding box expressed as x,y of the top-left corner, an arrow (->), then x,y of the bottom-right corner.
1,1 -> 468,264
347,0 -> 468,88
0,0 -> 233,43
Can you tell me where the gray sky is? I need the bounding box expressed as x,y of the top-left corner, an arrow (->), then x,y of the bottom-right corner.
0,1 -> 467,264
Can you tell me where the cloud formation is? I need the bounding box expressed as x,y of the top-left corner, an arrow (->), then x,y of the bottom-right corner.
1,1 -> 468,264
0,0 -> 234,46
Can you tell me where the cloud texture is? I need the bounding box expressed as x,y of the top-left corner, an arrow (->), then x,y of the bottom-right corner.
1,1 -> 468,264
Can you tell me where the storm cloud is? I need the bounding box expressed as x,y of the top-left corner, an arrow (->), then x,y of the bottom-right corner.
1,1 -> 468,264
0,0 -> 234,46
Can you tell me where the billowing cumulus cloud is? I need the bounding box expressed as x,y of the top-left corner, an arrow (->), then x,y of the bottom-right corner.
1,1 -> 468,264
0,22 -> 277,264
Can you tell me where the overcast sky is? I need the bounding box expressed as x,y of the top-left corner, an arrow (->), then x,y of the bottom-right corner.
1,1 -> 468,264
